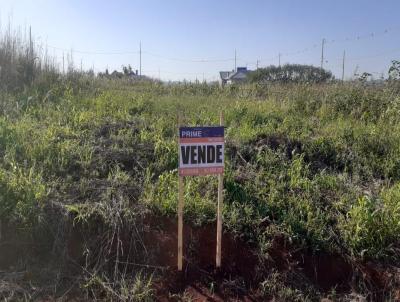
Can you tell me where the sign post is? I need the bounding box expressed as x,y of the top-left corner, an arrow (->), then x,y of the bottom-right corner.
177,114 -> 225,271
177,115 -> 184,272
178,174 -> 184,271
216,111 -> 224,268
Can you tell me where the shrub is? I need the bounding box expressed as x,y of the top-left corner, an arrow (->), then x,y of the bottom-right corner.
248,64 -> 333,84
341,184 -> 400,259
0,165 -> 46,226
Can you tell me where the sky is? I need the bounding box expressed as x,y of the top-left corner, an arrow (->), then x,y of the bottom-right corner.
1,0 -> 400,81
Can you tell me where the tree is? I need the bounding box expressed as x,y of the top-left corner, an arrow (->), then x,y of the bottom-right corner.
388,60 -> 400,80
248,64 -> 333,84
122,64 -> 133,75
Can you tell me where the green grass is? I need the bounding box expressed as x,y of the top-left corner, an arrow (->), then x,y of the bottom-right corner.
1,78 -> 400,300
2,80 -> 399,250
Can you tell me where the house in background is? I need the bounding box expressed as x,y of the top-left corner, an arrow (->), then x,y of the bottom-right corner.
107,69 -> 142,80
219,67 -> 250,86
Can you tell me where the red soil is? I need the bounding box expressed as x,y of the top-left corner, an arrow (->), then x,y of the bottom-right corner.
142,217 -> 259,300
61,217 -> 400,301
296,252 -> 352,291
1,217 -> 398,300
141,217 -> 399,301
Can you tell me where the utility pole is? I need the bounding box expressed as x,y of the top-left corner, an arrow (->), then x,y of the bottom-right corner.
234,49 -> 237,71
278,53 -> 281,67
62,52 -> 65,74
29,26 -> 32,59
29,26 -> 33,83
139,42 -> 142,76
320,38 -> 325,69
342,50 -> 345,82
256,59 -> 259,70
353,65 -> 359,78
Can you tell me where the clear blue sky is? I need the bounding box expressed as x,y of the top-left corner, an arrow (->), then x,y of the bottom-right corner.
1,0 -> 400,81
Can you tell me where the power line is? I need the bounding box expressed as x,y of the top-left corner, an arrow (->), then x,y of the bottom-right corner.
255,26 -> 400,67
143,51 -> 235,63
47,45 -> 139,55
142,69 -> 214,75
327,47 -> 400,65
325,26 -> 399,44
47,44 -> 236,63
46,25 -> 399,64
347,48 -> 400,61
43,24 -> 400,81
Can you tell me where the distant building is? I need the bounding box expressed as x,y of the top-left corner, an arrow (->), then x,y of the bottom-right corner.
111,70 -> 124,78
219,67 -> 250,86
108,69 -> 142,80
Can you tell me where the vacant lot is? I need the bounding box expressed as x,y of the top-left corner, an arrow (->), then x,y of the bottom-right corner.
1,78 -> 400,301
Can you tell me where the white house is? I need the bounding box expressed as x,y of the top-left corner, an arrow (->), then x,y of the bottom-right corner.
219,67 -> 250,86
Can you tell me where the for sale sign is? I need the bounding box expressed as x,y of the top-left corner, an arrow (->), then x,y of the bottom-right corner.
179,126 -> 224,176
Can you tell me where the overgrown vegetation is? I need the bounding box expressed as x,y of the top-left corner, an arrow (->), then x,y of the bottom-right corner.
248,64 -> 333,84
1,25 -> 400,301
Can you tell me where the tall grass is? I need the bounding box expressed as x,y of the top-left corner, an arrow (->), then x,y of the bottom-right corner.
0,22 -> 61,92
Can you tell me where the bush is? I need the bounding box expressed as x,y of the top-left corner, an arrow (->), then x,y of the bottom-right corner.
248,64 -> 333,84
341,184 -> 400,259
0,165 -> 46,226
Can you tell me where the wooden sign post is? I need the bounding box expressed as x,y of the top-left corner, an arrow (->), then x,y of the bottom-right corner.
216,112 -> 224,268
177,112 -> 225,271
178,174 -> 184,271
177,115 -> 184,271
